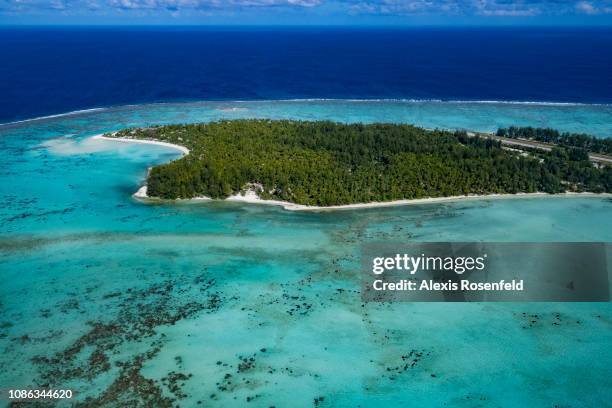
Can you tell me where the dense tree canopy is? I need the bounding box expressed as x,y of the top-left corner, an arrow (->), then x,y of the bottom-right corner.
110,120 -> 611,205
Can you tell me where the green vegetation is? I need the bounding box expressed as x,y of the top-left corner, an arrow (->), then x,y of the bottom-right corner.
110,120 -> 611,205
497,126 -> 612,155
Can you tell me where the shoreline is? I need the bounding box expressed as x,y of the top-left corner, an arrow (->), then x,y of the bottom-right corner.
134,188 -> 612,212
222,191 -> 612,211
93,134 -> 190,155
95,134 -> 610,212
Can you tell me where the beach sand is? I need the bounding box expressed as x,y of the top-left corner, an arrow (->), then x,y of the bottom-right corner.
136,185 -> 611,212
224,189 -> 611,212
93,134 -> 191,155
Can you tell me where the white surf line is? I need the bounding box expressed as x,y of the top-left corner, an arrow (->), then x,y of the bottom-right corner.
0,108 -> 106,127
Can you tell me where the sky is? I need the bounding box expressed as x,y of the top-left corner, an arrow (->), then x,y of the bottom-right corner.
1,0 -> 612,25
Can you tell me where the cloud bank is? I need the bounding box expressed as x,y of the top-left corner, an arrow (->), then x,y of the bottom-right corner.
2,0 -> 611,18
345,0 -> 612,16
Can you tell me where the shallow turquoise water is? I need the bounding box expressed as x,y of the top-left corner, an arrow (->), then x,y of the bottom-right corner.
0,101 -> 611,407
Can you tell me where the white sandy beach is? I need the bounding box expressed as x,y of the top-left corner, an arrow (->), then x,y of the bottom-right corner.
135,185 -> 611,212
224,189 -> 611,211
133,185 -> 211,202
97,134 -> 610,212
93,134 -> 190,155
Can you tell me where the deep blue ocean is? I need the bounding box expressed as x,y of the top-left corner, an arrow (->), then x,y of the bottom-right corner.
1,26 -> 611,123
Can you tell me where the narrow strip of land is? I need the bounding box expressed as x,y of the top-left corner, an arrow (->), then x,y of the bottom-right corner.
468,131 -> 612,165
223,190 -> 611,212
93,134 -> 190,155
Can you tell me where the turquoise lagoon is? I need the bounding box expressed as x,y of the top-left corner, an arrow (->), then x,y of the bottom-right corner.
0,100 -> 611,407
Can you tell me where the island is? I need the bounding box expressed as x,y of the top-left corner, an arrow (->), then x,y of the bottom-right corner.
101,120 -> 611,207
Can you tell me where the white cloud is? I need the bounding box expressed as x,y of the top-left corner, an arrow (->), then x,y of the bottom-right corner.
574,0 -> 612,14
576,1 -> 599,14
473,1 -> 541,16
345,0 -> 611,17
347,0 -> 541,16
1,0 -> 321,12
106,0 -> 321,9
576,1 -> 597,13
2,0 -> 612,16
